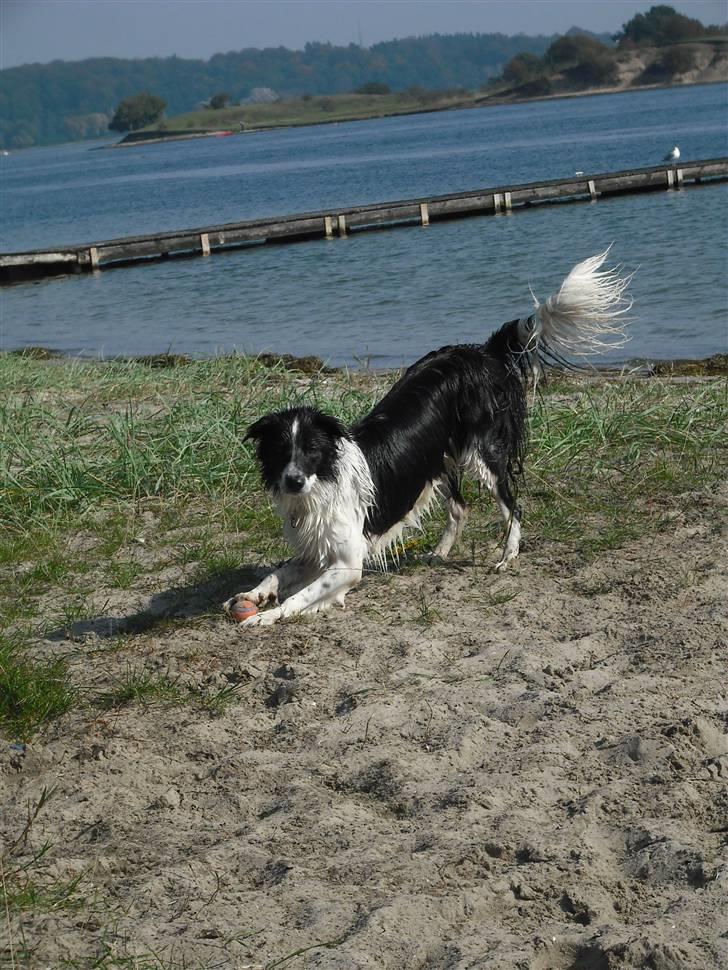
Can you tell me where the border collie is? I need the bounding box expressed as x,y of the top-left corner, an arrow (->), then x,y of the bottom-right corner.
226,250 -> 631,627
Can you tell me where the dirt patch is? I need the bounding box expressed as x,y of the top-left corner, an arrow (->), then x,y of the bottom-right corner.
3,479 -> 727,968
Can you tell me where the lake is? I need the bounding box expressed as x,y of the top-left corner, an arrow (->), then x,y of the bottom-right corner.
1,83 -> 727,366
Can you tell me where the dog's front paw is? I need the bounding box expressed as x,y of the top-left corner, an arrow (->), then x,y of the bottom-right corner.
224,590 -> 275,612
241,606 -> 283,628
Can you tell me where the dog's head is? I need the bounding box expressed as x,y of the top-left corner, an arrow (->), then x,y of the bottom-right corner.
245,406 -> 347,497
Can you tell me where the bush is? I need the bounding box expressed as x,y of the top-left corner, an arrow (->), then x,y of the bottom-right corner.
109,93 -> 166,132
565,54 -> 618,86
545,34 -> 611,67
209,92 -> 231,110
502,52 -> 543,85
615,4 -> 706,46
638,45 -> 699,83
660,46 -> 699,74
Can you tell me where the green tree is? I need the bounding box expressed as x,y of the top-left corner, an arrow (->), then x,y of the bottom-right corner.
545,34 -> 611,67
502,52 -> 542,84
209,92 -> 231,109
108,92 -> 166,132
615,5 -> 706,46
565,54 -> 618,86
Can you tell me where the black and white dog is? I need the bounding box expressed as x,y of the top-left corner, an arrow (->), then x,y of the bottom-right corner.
226,250 -> 631,627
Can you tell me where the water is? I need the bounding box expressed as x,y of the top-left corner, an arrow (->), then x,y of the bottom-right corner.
1,84 -> 727,366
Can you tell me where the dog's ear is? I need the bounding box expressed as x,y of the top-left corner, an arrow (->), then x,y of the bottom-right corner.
244,414 -> 279,442
314,412 -> 347,439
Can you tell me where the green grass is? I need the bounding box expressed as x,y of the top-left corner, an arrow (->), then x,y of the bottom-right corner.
0,351 -> 725,738
522,380 -> 726,557
0,634 -> 76,741
150,89 -> 479,135
95,666 -> 186,710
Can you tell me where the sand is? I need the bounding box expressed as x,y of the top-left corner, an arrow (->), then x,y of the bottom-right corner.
3,471 -> 727,969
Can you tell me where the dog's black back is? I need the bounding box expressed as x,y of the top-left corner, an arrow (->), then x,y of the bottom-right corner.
353,319 -> 530,538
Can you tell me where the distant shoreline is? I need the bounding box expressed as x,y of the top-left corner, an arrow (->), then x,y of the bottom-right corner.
109,78 -> 728,149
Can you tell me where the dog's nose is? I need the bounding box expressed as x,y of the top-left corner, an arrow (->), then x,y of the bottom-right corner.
284,471 -> 306,492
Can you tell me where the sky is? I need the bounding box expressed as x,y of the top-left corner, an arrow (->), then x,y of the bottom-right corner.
2,0 -> 726,69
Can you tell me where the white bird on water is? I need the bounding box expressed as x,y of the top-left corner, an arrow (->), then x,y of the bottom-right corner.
664,146 -> 680,163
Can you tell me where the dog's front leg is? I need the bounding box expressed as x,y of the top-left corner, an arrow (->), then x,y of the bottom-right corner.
224,557 -> 317,612
242,551 -> 364,627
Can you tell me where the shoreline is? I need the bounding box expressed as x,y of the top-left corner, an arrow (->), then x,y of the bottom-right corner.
107,77 -> 728,149
4,347 -> 728,377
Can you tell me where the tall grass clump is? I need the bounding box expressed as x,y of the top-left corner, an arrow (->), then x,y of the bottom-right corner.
0,634 -> 75,741
0,354 -> 347,534
523,379 -> 727,553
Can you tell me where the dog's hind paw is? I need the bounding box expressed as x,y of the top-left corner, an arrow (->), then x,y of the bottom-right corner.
493,553 -> 519,573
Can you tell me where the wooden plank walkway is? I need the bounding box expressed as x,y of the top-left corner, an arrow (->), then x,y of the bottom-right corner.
2,157 -> 727,284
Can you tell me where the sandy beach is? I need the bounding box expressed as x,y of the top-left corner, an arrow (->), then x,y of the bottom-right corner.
1,357 -> 726,969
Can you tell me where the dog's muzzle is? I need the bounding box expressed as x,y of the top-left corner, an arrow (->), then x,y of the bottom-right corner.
283,470 -> 306,493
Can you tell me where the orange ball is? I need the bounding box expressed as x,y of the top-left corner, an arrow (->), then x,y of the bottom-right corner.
229,599 -> 258,622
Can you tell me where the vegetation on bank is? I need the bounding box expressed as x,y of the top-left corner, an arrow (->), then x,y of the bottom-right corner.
138,88 -> 485,136
2,5 -> 725,148
119,6 -> 728,142
135,43 -> 726,140
1,351 -> 725,743
0,31 -> 561,148
108,91 -> 166,132
493,4 -> 728,100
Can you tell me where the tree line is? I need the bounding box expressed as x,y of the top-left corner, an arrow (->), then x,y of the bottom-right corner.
1,6 -> 723,149
500,5 -> 726,97
0,31 -> 566,148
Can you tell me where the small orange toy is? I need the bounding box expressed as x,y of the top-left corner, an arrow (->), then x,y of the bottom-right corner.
229,599 -> 258,622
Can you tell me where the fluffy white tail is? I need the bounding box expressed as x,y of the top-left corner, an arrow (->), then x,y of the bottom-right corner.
520,249 -> 633,359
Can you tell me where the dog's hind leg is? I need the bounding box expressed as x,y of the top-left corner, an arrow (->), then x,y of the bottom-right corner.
465,453 -> 521,571
432,475 -> 469,560
492,483 -> 521,572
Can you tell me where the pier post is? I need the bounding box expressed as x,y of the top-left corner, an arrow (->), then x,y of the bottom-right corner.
324,216 -> 334,240
420,202 -> 430,226
200,233 -> 210,256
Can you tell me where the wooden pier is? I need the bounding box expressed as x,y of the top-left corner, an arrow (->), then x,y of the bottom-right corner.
2,157 -> 727,284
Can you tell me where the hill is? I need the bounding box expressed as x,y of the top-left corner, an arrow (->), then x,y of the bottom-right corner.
114,40 -> 727,146
486,37 -> 728,103
2,4 -> 725,152
0,31 -> 575,149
